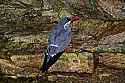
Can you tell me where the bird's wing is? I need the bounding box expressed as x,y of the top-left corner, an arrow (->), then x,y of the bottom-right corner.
48,26 -> 57,45
47,20 -> 71,57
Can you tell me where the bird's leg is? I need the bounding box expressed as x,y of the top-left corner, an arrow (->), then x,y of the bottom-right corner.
78,48 -> 93,53
75,49 -> 84,57
75,50 -> 79,57
75,48 -> 94,57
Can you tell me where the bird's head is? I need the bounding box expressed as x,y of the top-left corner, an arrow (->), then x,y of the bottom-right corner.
70,16 -> 80,25
69,16 -> 80,23
59,16 -> 80,26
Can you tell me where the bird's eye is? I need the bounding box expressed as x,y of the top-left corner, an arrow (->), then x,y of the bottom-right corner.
67,17 -> 71,21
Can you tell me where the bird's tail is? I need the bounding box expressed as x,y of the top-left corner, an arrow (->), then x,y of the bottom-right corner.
47,51 -> 64,68
40,51 -> 49,73
40,51 -> 64,73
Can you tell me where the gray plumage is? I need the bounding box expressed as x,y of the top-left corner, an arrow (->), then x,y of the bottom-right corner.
41,16 -> 72,72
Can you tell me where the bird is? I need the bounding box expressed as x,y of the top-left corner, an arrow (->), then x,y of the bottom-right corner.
40,16 -> 80,73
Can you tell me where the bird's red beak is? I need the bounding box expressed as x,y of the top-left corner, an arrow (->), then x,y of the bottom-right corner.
70,16 -> 80,22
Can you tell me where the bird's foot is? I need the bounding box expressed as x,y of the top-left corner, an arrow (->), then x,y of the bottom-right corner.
75,50 -> 79,57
